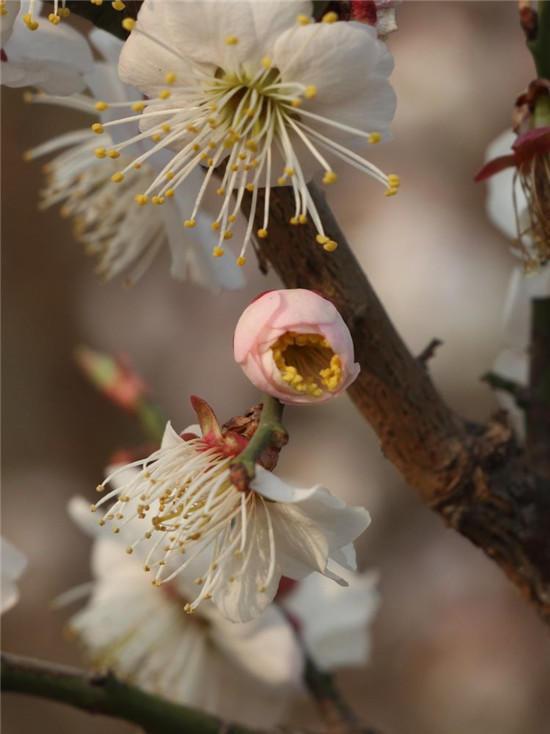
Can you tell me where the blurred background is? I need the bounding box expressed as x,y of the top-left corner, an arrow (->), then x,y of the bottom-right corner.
2,2 -> 550,733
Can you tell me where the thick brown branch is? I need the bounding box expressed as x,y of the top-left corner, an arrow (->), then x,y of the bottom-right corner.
526,297 -> 550,479
244,183 -> 550,625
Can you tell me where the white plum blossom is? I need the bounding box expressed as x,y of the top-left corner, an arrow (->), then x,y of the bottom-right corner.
25,29 -> 244,289
90,0 -> 397,265
92,400 -> 371,623
282,567 -> 380,670
68,493 -> 304,728
1,536 -> 27,613
1,1 -> 93,94
493,267 -> 550,438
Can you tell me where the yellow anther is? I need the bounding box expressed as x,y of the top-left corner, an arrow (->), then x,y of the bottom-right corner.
223,230 -> 233,240
122,17 -> 135,31
322,11 -> 338,23
48,13 -> 61,25
165,188 -> 175,198
323,240 -> 338,252
298,214 -> 308,224
161,123 -> 172,133
289,216 -> 299,225
245,140 -> 258,153
257,228 -> 268,239
95,100 -> 109,111
90,0 -> 103,5
151,134 -> 162,142
246,183 -> 255,192
228,214 -> 237,223
107,149 -> 120,159
165,171 -> 175,180
216,187 -> 225,196
0,2 -> 7,16
95,147 -> 106,159
297,14 -> 310,25
126,547 -> 133,555
133,162 -> 142,170
207,157 -> 214,167
231,163 -> 239,172
131,101 -> 145,112
187,124 -> 199,133
322,170 -> 338,185
284,167 -> 295,176
316,234 -> 329,245
23,13 -> 39,30
212,246 -> 225,257
211,221 -> 221,231
225,35 -> 239,45
192,144 -> 201,152
305,85 -> 317,99
59,7 -> 70,17
277,176 -> 287,186
236,256 -> 246,267
134,194 -> 149,206
291,98 -> 302,108
22,150 -> 33,162
261,56 -> 272,69
111,172 -> 124,183
91,122 -> 104,134
388,174 -> 401,187
184,219 -> 196,228
152,195 -> 165,205
385,188 -> 398,197
165,71 -> 177,84
368,132 -> 382,144
112,0 -> 126,10
159,89 -> 171,100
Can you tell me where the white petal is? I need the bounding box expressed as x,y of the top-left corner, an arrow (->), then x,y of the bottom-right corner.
1,537 -> 27,614
160,421 -> 184,449
284,568 -> 380,670
252,465 -> 321,503
485,129 -> 525,241
88,28 -> 124,66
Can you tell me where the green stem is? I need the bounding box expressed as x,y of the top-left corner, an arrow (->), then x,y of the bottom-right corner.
136,398 -> 167,444
230,395 -> 287,490
1,652 -> 251,734
527,1 -> 550,79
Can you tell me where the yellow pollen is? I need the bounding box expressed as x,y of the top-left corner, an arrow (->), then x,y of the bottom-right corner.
152,195 -> 165,205
151,134 -> 162,142
245,140 -> 258,152
225,35 -> 239,45
48,13 -> 61,25
107,150 -> 120,159
131,101 -> 145,112
246,183 -> 255,192
277,176 -> 287,186
90,0 -> 103,5
133,162 -> 142,170
297,14 -> 310,25
212,246 -> 225,257
285,167 -> 295,176
323,170 -> 338,185
134,194 -> 149,206
161,123 -> 172,133
223,230 -> 233,240
216,187 -> 225,196
111,172 -> 124,183
165,188 -> 175,197
385,188 -> 398,197
211,221 -> 221,231
368,132 -> 382,144
323,240 -> 338,252
0,3 -> 7,16
165,71 -> 177,84
271,331 -> 342,395
289,216 -> 299,225
112,0 -> 126,10
257,228 -> 268,239
184,219 -> 196,228
316,234 -> 329,245
95,101 -> 109,111
298,214 -> 308,224
388,173 -> 401,187
322,11 -> 339,23
91,123 -> 104,134
95,147 -> 106,159
165,171 -> 175,180
228,214 -> 237,223
59,7 -> 70,17
23,13 -> 39,30
305,85 -> 317,99
122,17 -> 136,31
236,256 -> 246,266
261,56 -> 272,69
291,98 -> 302,108
159,89 -> 171,100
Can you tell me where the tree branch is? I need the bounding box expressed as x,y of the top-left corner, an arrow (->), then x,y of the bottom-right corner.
244,183 -> 550,626
1,652 -> 249,734
526,297 -> 550,479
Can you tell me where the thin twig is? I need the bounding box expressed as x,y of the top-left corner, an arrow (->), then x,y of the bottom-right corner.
230,395 -> 288,491
481,371 -> 530,409
417,338 -> 443,367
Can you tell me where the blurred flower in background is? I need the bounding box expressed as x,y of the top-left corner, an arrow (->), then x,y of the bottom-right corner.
1,537 -> 27,614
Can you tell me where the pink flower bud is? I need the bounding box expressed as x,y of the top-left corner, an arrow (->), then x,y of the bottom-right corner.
234,289 -> 360,405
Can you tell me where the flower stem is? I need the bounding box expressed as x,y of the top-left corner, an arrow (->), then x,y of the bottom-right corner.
230,395 -> 288,491
1,652 -> 250,734
526,1 -> 550,79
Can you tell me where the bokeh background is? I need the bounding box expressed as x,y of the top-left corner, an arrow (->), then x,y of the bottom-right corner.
3,2 -> 550,733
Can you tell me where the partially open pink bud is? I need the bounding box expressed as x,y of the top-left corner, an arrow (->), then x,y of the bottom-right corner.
234,289 -> 360,405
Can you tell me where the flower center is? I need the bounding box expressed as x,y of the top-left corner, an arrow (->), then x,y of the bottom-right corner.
271,331 -> 342,396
